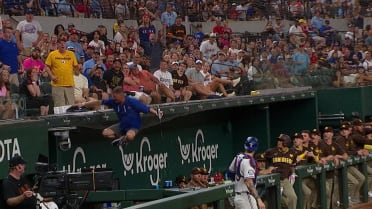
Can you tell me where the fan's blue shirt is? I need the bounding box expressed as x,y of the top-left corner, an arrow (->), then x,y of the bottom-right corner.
102,96 -> 150,133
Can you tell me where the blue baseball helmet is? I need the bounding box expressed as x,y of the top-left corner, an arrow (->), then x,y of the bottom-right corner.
244,137 -> 259,152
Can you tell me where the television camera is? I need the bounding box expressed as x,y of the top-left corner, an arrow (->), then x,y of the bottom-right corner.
34,161 -> 114,209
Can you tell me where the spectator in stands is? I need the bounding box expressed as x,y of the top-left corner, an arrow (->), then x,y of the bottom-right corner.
288,20 -> 306,47
3,0 -> 32,16
45,37 -> 78,107
319,20 -> 338,46
0,70 -> 15,119
292,45 -> 310,76
37,33 -> 50,60
129,62 -> 162,104
40,0 -> 58,16
171,62 -> 192,102
90,0 -> 103,18
153,60 -> 175,103
89,66 -> 109,100
138,14 -> 156,49
103,58 -> 124,95
212,18 -> 224,36
144,33 -> 163,72
311,11 -> 324,31
166,16 -> 186,46
273,18 -> 285,40
88,31 -> 105,56
66,30 -> 84,63
236,0 -> 248,21
22,47 -> 47,74
115,0 -> 129,19
1,19 -> 16,43
73,65 -> 94,104
228,3 -> 239,21
20,68 -> 50,116
53,24 -> 65,36
161,4 -> 177,28
122,64 -> 152,105
16,9 -> 43,57
0,27 -> 23,89
83,48 -> 107,85
193,24 -> 204,44
75,0 -> 90,18
200,33 -> 219,63
114,23 -> 128,44
57,0 -> 75,17
211,51 -> 230,78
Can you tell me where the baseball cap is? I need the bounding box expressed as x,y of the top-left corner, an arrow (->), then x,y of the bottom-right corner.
277,133 -> 290,141
200,167 -> 209,175
9,155 -> 26,167
87,45 -> 95,50
171,61 -> 180,65
68,23 -> 75,27
143,13 -> 150,18
70,29 -> 79,35
113,58 -> 122,64
191,167 -> 201,175
311,128 -> 320,135
31,47 -> 41,52
352,119 -> 363,126
218,51 -> 226,56
67,46 -> 75,51
256,153 -> 266,161
323,126 -> 333,133
209,33 -> 217,38
127,38 -> 134,43
128,63 -> 137,70
340,124 -> 350,130
298,19 -> 306,23
292,132 -> 303,139
195,60 -> 203,64
25,8 -> 33,14
174,40 -> 181,45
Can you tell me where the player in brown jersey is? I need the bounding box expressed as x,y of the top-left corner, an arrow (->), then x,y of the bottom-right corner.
264,134 -> 297,209
335,123 -> 365,205
319,126 -> 348,209
293,132 -> 317,209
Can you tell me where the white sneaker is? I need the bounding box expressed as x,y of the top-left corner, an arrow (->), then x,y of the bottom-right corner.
215,92 -> 223,96
368,191 -> 372,198
232,78 -> 241,87
227,92 -> 236,97
111,136 -> 127,147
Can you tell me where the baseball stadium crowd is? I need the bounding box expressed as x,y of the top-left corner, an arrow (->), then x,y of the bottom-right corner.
0,0 -> 371,119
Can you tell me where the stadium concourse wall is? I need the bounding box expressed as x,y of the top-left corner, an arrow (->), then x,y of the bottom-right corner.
1,15 -> 372,39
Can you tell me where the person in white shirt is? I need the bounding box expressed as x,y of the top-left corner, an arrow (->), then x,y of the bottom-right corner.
199,33 -> 220,63
16,9 -> 43,57
73,67 -> 96,104
236,1 -> 248,21
153,59 -> 175,103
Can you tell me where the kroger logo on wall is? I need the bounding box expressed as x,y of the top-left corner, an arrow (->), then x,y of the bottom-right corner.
65,129 -> 220,185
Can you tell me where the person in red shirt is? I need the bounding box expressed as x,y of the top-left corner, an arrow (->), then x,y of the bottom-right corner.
212,18 -> 224,36
129,63 -> 162,104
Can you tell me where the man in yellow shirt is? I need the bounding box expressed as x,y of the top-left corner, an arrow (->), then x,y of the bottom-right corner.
45,37 -> 78,107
